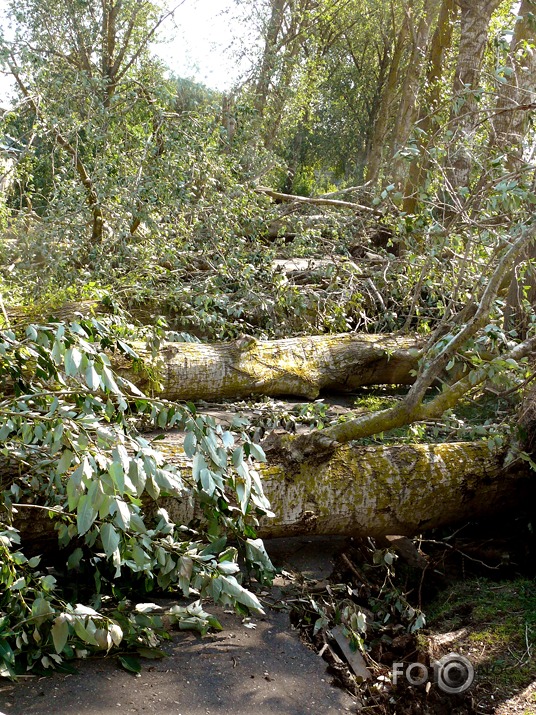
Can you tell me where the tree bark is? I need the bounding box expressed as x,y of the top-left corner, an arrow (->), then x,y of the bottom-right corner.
490,0 -> 536,336
447,0 -> 503,191
245,441 -> 528,538
5,439 -> 531,548
403,0 -> 457,213
116,333 -> 422,401
254,0 -> 287,119
366,9 -> 408,186
391,0 -> 442,187
255,186 -> 381,214
489,0 -> 536,162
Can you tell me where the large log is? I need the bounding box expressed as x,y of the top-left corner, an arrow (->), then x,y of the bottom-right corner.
118,333 -> 422,401
158,438 -> 530,538
7,439 -> 529,551
3,307 -> 422,400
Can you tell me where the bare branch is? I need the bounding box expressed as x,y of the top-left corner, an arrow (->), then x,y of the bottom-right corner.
255,186 -> 382,214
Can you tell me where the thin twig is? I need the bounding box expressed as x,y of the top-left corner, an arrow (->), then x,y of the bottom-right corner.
0,293 -> 10,328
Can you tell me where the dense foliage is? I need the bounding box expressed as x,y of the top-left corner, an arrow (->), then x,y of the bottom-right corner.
0,317 -> 274,674
0,0 -> 535,679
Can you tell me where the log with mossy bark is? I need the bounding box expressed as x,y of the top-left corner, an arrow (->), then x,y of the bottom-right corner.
115,333 -> 422,401
158,438 -> 530,538
3,305 -> 423,400
5,438 -> 530,552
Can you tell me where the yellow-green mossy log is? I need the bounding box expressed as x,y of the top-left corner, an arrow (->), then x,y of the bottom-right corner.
157,439 -> 530,538
3,306 -> 422,400
3,440 -> 530,550
118,333 -> 422,401
4,300 -> 107,326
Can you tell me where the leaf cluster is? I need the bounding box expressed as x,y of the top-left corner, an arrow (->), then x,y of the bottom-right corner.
0,317 -> 275,676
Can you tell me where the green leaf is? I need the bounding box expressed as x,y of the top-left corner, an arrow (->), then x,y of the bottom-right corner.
57,449 -> 74,477
183,430 -> 197,457
85,362 -> 101,390
248,442 -> 266,462
245,538 -> 275,575
219,575 -> 264,613
11,577 -> 26,590
145,475 -> 160,500
64,347 -> 82,376
51,339 -> 65,364
109,623 -> 123,646
221,431 -> 234,449
77,494 -> 98,536
26,325 -> 38,341
118,655 -> 141,674
154,468 -> 183,497
0,638 -> 15,664
73,618 -> 98,646
192,452 -> 207,481
100,523 -> 120,558
31,596 -> 54,625
200,536 -> 227,556
67,547 -> 84,570
217,561 -> 240,575
113,498 -> 131,530
231,446 -> 244,467
108,460 -> 125,494
117,340 -> 138,357
101,364 -> 120,394
41,575 -> 57,592
128,459 -> 146,496
199,468 -> 215,496
132,544 -> 148,569
51,616 -> 70,654
157,408 -> 168,428
136,647 -> 167,659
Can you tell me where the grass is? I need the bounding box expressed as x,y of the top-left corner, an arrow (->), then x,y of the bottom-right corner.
425,578 -> 536,695
347,387 -> 516,445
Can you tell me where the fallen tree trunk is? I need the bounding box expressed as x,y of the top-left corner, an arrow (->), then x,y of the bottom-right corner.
159,439 -> 530,538
4,300 -> 109,326
7,439 -> 530,549
118,333 -> 422,401
1,312 -> 423,400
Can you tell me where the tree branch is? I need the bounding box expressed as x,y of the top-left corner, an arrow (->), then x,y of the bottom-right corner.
255,186 -> 382,214
278,223 -> 536,453
5,50 -> 104,242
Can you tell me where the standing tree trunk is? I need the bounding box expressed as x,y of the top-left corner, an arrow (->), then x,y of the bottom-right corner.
254,0 -> 287,120
366,7 -> 409,186
490,0 -> 536,334
391,0 -> 442,188
446,0 -> 503,192
489,0 -> 536,166
403,0 -> 457,213
261,0 -> 315,152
